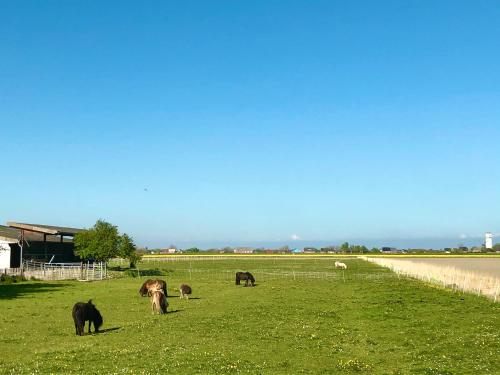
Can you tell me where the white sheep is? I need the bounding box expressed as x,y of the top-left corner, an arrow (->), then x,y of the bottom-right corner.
334,261 -> 347,270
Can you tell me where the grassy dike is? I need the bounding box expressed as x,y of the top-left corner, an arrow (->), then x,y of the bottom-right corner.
0,258 -> 499,374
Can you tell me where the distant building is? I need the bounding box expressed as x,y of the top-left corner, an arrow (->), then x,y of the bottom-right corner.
233,248 -> 253,254
381,247 -> 400,254
485,232 -> 493,249
321,246 -> 339,253
291,248 -> 302,254
160,247 -> 180,254
303,247 -> 317,254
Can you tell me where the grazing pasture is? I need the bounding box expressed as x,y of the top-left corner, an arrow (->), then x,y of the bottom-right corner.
0,257 -> 499,374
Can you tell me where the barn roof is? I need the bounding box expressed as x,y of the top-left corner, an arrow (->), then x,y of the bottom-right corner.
0,225 -> 76,243
6,222 -> 83,236
0,225 -> 19,243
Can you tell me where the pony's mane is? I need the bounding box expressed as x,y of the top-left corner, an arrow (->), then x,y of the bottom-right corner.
151,287 -> 164,294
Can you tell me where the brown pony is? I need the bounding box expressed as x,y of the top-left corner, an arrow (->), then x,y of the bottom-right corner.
179,284 -> 192,299
139,279 -> 167,297
150,285 -> 168,314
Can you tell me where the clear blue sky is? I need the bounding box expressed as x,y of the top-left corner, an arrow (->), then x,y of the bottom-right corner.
1,1 -> 499,248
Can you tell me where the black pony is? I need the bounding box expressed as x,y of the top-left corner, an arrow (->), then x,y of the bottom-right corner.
72,300 -> 103,336
235,272 -> 255,287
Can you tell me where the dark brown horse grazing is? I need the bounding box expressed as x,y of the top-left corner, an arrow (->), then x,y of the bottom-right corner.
72,300 -> 103,336
179,284 -> 192,299
139,279 -> 167,297
235,272 -> 255,287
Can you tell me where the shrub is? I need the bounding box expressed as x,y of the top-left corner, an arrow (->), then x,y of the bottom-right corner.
0,274 -> 27,284
123,268 -> 164,278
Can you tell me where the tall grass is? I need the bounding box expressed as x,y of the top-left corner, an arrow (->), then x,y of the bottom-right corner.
363,257 -> 500,302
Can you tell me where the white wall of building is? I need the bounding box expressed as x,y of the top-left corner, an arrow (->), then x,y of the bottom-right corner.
485,232 -> 493,249
0,241 -> 11,269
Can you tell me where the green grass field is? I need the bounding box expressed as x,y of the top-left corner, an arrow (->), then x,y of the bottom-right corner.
0,258 -> 499,374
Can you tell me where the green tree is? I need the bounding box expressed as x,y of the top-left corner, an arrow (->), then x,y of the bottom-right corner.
340,242 -> 349,253
118,233 -> 141,268
74,220 -> 120,262
185,247 -> 200,253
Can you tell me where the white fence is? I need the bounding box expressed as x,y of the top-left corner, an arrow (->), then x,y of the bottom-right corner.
1,261 -> 107,281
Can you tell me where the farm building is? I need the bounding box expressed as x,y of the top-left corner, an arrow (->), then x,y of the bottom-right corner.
303,247 -> 318,254
0,222 -> 83,269
233,248 -> 254,254
381,247 -> 401,254
159,247 -> 181,254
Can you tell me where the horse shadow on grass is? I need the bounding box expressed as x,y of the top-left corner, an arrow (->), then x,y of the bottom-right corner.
169,295 -> 201,300
168,294 -> 201,299
98,327 -> 122,333
0,282 -> 71,300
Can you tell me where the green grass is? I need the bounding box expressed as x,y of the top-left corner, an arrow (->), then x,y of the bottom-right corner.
0,258 -> 499,374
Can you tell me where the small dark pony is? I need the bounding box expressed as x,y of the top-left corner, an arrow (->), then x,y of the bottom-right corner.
72,300 -> 103,336
139,279 -> 167,297
235,272 -> 255,287
179,284 -> 192,299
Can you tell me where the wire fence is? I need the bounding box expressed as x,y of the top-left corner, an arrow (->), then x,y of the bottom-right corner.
117,265 -> 391,284
1,261 -> 107,281
111,257 -> 391,283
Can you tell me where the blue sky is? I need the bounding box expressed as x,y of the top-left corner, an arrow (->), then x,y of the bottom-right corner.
1,1 -> 499,248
